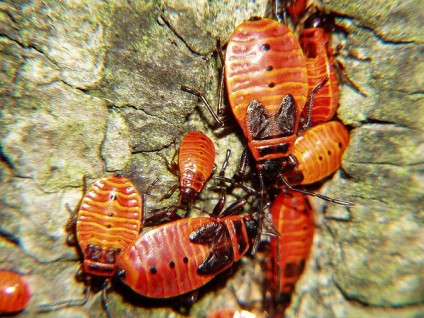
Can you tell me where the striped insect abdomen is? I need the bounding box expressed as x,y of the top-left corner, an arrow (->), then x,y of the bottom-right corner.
270,191 -> 314,299
300,28 -> 339,124
286,121 -> 349,185
76,175 -> 143,277
179,131 -> 215,203
225,18 -> 308,161
117,217 -> 216,298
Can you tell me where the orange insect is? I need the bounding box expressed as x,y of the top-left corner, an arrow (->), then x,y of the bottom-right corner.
299,13 -> 339,126
116,201 -> 257,299
171,131 -> 216,206
285,121 -> 349,185
225,17 -> 309,165
0,270 -> 31,314
75,175 -> 143,278
182,17 -> 350,206
38,175 -> 143,317
265,191 -> 314,314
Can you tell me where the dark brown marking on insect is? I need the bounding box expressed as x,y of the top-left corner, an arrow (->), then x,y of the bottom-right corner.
297,259 -> 306,274
197,246 -> 233,275
246,96 -> 297,141
287,171 -> 304,184
233,220 -> 243,238
197,225 -> 234,275
248,16 -> 262,22
232,220 -> 247,254
105,248 -> 121,264
237,237 -> 247,255
150,267 -> 157,274
284,260 -> 306,278
189,222 -> 224,244
85,245 -> 121,265
169,261 -> 175,269
302,42 -> 319,58
88,264 -> 114,274
262,43 -> 270,51
183,256 -> 189,264
284,262 -> 299,278
266,65 -> 273,71
86,244 -> 100,261
258,143 -> 290,157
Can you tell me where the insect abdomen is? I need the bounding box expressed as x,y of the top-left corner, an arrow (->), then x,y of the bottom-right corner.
286,121 -> 349,185
77,175 -> 143,277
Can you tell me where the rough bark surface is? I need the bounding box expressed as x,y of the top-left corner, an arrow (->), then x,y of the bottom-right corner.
0,0 -> 422,317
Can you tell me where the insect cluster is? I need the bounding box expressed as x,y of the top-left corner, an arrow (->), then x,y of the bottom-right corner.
17,1 -> 359,317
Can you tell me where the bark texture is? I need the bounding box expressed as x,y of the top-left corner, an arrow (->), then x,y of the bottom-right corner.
0,0 -> 422,317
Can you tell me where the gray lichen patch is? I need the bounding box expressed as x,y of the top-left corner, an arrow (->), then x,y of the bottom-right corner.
0,174 -> 81,262
0,38 -> 25,95
161,0 -> 269,54
117,106 -> 184,153
1,0 -> 423,317
327,0 -> 423,42
1,81 -> 108,191
331,211 -> 423,306
12,0 -> 108,89
346,124 -> 423,166
343,124 -> 423,206
101,109 -> 132,171
88,1 -> 212,157
336,22 -> 424,130
96,2 -> 205,116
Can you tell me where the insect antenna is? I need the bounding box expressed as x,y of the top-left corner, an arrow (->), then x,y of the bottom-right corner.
278,173 -> 354,206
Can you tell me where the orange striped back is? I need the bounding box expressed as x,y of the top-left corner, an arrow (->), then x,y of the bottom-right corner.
76,175 -> 142,277
225,18 -> 308,140
270,192 -> 314,297
287,121 -> 349,185
179,131 -> 215,195
116,217 -> 218,298
300,28 -> 339,124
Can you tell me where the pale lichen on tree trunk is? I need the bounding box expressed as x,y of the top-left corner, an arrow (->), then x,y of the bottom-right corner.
0,0 -> 422,317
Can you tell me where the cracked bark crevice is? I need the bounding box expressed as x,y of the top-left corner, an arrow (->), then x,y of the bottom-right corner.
0,228 -> 21,247
158,10 -> 212,57
0,34 -> 100,98
347,161 -> 424,167
335,14 -> 418,45
0,32 -> 60,69
361,118 -> 424,132
0,4 -> 21,26
332,277 -> 424,309
0,144 -> 17,172
107,104 -> 180,128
